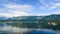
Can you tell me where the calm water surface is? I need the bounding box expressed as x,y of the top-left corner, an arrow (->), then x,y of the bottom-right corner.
0,23 -> 59,34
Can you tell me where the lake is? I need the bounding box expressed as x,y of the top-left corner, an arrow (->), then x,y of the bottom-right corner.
0,23 -> 60,34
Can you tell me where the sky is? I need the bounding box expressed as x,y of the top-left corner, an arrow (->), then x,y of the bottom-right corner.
0,0 -> 60,17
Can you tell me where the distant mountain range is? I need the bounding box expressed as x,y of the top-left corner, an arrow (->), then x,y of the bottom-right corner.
0,14 -> 60,21
5,14 -> 60,21
0,16 -> 7,20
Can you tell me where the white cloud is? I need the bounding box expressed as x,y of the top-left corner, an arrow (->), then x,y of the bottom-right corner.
39,0 -> 53,10
36,11 -> 60,16
0,9 -> 3,10
50,3 -> 60,9
0,11 -> 28,18
39,0 -> 49,7
10,11 -> 29,16
2,4 -> 34,17
39,0 -> 60,10
54,0 -> 60,2
0,13 -> 13,17
51,11 -> 60,14
4,4 -> 34,11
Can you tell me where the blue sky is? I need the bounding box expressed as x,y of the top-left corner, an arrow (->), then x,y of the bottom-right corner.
0,0 -> 60,17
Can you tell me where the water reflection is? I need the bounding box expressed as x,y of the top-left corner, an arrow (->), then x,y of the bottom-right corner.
0,25 -> 29,32
29,30 -> 55,34
0,23 -> 60,34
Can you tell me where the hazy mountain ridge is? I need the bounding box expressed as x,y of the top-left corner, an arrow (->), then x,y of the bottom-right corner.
5,14 -> 60,21
0,14 -> 60,21
0,16 -> 7,20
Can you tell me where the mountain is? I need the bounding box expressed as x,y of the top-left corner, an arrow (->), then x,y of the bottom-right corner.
0,14 -> 60,21
42,14 -> 60,20
6,16 -> 43,21
0,16 -> 7,20
7,14 -> 60,20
